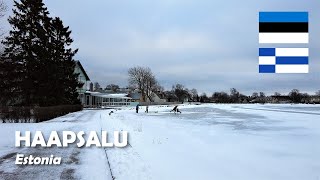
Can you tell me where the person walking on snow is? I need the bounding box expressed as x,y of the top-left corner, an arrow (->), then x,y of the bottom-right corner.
170,105 -> 181,114
136,104 -> 139,113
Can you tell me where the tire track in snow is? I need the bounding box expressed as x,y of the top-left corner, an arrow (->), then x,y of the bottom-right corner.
98,113 -> 115,180
99,111 -> 152,180
0,110 -> 99,180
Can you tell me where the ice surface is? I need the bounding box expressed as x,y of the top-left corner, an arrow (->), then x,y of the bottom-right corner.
0,104 -> 320,180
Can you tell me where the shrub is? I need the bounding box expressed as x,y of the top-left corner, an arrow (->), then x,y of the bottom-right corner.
0,105 -> 82,123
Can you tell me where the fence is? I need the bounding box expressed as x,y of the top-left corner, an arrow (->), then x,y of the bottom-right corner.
0,105 -> 82,123
138,102 -> 183,106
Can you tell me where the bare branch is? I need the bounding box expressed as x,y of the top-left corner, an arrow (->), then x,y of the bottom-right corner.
0,0 -> 7,38
0,0 -> 7,18
128,66 -> 158,102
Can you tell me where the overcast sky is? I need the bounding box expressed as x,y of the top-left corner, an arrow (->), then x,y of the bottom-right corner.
2,0 -> 320,95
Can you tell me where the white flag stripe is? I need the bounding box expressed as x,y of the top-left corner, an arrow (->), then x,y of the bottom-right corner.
275,65 -> 309,73
275,48 -> 309,57
259,33 -> 309,44
259,57 -> 276,65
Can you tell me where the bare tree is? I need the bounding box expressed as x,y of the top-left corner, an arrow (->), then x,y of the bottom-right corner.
94,82 -> 101,91
0,1 -> 6,19
129,67 -> 144,99
289,89 -> 301,103
274,92 -> 281,96
259,92 -> 265,98
144,72 -> 157,101
105,84 -> 120,92
251,92 -> 259,98
200,93 -> 209,103
0,0 -> 7,37
154,84 -> 164,93
128,66 -> 158,102
172,84 -> 189,102
230,88 -> 240,103
212,91 -> 229,103
190,88 -> 198,101
190,88 -> 197,96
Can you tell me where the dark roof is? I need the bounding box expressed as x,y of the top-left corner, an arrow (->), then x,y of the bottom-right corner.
76,61 -> 90,81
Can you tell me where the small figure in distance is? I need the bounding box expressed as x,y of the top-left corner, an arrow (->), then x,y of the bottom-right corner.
170,105 -> 181,114
136,104 -> 139,113
145,105 -> 149,113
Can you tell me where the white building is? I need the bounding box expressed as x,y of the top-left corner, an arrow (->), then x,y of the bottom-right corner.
75,61 -> 90,105
83,92 -> 138,107
74,61 -> 138,107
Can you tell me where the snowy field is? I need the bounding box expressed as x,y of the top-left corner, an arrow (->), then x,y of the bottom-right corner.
0,104 -> 320,180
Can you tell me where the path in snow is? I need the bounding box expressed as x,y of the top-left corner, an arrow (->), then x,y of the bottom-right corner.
99,111 -> 152,180
0,110 -> 113,180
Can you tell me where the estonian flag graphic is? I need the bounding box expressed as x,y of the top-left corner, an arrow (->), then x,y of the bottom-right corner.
259,12 -> 309,44
259,48 -> 309,73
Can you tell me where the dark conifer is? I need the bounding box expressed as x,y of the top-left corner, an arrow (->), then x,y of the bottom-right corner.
1,0 -> 52,106
49,17 -> 81,105
1,0 -> 81,106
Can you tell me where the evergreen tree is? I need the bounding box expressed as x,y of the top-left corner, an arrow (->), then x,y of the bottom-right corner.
0,55 -> 22,105
0,0 -> 81,106
1,0 -> 52,106
49,17 -> 81,105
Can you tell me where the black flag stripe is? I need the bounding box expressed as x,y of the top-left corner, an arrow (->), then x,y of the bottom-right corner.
259,22 -> 308,33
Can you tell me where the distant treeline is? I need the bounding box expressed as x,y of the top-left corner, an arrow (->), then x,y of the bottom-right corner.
95,66 -> 320,104
197,88 -> 320,104
112,66 -> 320,104
163,87 -> 320,104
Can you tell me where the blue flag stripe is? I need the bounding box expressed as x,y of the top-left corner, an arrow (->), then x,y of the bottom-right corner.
259,12 -> 308,22
276,57 -> 308,64
259,65 -> 275,73
259,48 -> 275,56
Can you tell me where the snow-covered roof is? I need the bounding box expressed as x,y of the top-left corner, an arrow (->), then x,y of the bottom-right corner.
86,91 -> 100,94
87,92 -> 132,99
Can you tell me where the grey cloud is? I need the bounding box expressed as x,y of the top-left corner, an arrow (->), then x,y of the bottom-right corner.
2,0 -> 320,95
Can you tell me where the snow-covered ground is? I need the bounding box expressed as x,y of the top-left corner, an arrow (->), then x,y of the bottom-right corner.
1,104 -> 320,180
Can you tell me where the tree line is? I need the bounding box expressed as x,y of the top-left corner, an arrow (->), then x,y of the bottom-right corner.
126,66 -> 320,104
0,0 -> 81,107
